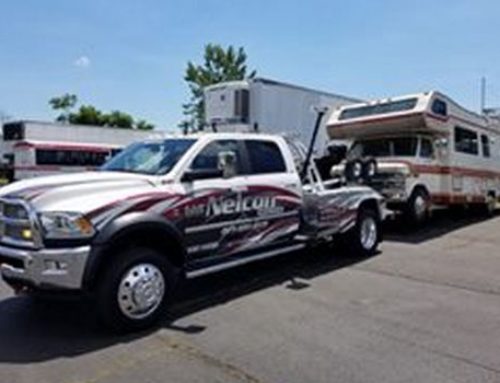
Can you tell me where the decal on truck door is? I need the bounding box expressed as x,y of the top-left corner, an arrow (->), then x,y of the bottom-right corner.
178,185 -> 302,258
86,185 -> 301,259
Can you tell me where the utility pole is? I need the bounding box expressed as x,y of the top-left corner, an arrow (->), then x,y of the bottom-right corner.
480,76 -> 487,114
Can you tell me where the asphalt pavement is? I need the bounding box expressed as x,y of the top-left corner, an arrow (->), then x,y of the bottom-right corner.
1,211 -> 500,383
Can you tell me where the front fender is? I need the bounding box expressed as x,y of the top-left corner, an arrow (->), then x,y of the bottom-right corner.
347,186 -> 386,219
82,212 -> 186,290
92,211 -> 184,246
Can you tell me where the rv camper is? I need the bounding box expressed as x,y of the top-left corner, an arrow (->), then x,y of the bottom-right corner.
327,91 -> 500,224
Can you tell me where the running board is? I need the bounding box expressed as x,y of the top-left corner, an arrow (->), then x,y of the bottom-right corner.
186,243 -> 306,279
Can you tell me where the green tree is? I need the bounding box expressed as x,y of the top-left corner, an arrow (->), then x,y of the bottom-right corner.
136,119 -> 155,131
105,110 -> 134,129
49,93 -> 78,122
69,105 -> 103,125
181,44 -> 256,131
49,94 -> 155,130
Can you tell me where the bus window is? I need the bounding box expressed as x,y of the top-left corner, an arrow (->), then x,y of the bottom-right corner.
3,122 -> 25,141
36,149 -> 110,167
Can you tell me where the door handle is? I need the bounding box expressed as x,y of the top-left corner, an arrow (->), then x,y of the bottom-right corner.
230,185 -> 248,193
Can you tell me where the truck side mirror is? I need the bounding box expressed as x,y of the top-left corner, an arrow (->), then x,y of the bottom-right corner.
217,151 -> 237,179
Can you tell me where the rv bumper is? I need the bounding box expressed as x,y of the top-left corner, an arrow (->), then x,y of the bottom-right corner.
0,245 -> 90,291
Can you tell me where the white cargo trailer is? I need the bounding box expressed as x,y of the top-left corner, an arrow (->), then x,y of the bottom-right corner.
204,78 -> 360,154
0,120 -> 163,181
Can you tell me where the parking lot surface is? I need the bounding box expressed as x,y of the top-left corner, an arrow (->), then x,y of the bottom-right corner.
1,212 -> 500,383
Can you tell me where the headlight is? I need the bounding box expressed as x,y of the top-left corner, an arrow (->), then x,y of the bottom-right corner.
39,212 -> 95,239
345,160 -> 363,182
352,162 -> 363,178
363,159 -> 377,179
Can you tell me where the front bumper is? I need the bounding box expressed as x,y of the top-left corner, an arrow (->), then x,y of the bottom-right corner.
0,244 -> 90,290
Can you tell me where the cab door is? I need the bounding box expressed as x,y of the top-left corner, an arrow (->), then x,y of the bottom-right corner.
233,139 -> 303,254
179,139 -> 248,260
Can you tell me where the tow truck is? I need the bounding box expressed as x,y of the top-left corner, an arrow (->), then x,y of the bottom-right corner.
0,112 -> 385,331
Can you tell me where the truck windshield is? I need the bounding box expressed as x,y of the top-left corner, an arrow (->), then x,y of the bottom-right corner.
101,139 -> 196,175
349,137 -> 418,158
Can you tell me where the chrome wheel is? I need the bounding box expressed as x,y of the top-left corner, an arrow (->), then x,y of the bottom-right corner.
360,216 -> 378,251
118,263 -> 165,320
413,195 -> 428,221
485,195 -> 496,215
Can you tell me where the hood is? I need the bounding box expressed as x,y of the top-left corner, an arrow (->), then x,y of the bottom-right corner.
331,160 -> 411,177
375,161 -> 411,175
0,171 -> 171,215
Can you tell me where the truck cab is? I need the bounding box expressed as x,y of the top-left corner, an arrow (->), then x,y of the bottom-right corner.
0,133 -> 383,331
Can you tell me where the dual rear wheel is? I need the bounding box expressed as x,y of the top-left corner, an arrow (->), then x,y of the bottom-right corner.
346,208 -> 381,256
94,209 -> 382,332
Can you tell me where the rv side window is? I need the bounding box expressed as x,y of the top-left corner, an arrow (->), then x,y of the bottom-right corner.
245,140 -> 286,174
454,127 -> 478,155
339,98 -> 418,120
481,134 -> 491,158
431,99 -> 448,117
420,138 -> 434,158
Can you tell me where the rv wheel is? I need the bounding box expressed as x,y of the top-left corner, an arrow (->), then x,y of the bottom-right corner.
484,194 -> 497,216
406,188 -> 430,226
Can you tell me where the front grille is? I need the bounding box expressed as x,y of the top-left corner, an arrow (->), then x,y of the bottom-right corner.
368,173 -> 406,195
0,254 -> 24,269
3,203 -> 29,220
0,198 -> 39,248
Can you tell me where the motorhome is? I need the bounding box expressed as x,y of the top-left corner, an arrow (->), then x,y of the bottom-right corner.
327,91 -> 500,223
0,121 -> 162,181
204,78 -> 360,154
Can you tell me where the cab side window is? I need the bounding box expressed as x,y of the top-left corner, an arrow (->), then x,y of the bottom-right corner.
245,140 -> 286,174
419,138 -> 434,158
191,140 -> 243,173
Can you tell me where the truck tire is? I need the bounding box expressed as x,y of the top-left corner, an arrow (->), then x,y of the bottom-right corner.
95,246 -> 179,333
348,208 -> 380,257
405,188 -> 430,226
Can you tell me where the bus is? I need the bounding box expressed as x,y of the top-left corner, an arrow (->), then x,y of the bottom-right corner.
327,91 -> 500,224
13,140 -> 122,180
0,120 -> 161,182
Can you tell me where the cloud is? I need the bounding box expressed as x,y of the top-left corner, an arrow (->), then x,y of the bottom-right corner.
74,56 -> 91,69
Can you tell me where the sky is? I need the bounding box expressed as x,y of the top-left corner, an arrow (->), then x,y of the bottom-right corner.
1,0 -> 500,130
